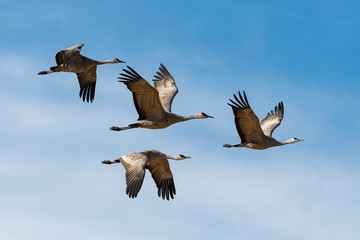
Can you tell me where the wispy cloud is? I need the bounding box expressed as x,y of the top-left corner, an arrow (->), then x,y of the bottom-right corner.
1,1 -> 360,238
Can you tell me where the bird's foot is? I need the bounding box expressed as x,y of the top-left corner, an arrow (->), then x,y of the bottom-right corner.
102,160 -> 112,164
223,144 -> 233,148
110,126 -> 121,131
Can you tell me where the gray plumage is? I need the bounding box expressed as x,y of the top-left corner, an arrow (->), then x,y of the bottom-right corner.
102,149 -> 190,200
153,64 -> 178,112
38,44 -> 125,103
223,91 -> 304,150
110,64 -> 213,131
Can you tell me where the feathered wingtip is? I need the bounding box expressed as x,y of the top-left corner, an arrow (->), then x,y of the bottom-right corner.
267,101 -> 284,117
153,63 -> 173,81
118,66 -> 143,82
278,101 -> 284,115
157,180 -> 176,201
79,82 -> 95,103
227,90 -> 251,109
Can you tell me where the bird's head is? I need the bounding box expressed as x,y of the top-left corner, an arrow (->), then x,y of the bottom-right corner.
196,112 -> 214,119
114,58 -> 126,63
289,137 -> 304,143
176,154 -> 191,160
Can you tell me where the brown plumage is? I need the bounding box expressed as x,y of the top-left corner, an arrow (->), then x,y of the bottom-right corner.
223,91 -> 303,150
102,150 -> 190,200
38,44 -> 125,102
110,65 -> 213,131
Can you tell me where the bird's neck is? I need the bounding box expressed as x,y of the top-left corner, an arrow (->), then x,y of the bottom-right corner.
96,58 -> 119,65
182,114 -> 201,121
166,155 -> 183,161
167,114 -> 197,123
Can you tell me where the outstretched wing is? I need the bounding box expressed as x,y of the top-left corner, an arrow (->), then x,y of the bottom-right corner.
227,91 -> 265,143
260,101 -> 284,137
152,64 -> 178,112
120,152 -> 147,199
55,44 -> 83,65
76,66 -> 97,103
118,66 -> 166,120
146,156 -> 176,200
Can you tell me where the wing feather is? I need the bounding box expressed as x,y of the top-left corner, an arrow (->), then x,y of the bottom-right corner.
146,156 -> 176,200
260,101 -> 284,137
120,152 -> 147,199
118,66 -> 166,120
77,66 -> 97,103
56,44 -> 82,65
227,91 -> 265,143
55,51 -> 65,65
152,64 -> 178,112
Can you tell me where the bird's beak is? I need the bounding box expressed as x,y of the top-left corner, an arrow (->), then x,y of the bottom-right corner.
207,115 -> 214,118
184,156 -> 191,159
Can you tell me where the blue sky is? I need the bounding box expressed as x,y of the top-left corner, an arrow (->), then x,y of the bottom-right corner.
1,0 -> 360,239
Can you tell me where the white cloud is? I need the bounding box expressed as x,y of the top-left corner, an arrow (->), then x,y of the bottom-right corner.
1,50 -> 360,240
1,147 -> 359,240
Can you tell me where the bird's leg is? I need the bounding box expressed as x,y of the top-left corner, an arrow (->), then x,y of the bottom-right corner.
38,70 -> 54,75
110,126 -> 121,131
223,144 -> 243,148
38,65 -> 64,75
102,159 -> 121,165
110,126 -> 133,131
110,123 -> 138,131
223,144 -> 233,148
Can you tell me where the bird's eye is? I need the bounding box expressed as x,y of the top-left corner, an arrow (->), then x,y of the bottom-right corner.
293,137 -> 298,140
201,112 -> 207,116
179,154 -> 184,157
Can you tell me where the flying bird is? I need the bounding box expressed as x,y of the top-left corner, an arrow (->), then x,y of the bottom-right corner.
110,64 -> 213,131
102,149 -> 190,200
38,44 -> 125,103
223,91 -> 304,150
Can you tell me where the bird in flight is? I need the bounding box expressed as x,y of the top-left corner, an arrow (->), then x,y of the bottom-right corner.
102,149 -> 190,200
110,64 -> 213,131
223,91 -> 303,150
38,44 -> 125,103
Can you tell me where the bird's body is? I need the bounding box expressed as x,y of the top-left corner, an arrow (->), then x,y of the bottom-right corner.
110,64 -> 213,131
223,91 -> 303,150
38,44 -> 125,102
119,112 -> 207,130
102,149 -> 190,200
224,137 -> 285,150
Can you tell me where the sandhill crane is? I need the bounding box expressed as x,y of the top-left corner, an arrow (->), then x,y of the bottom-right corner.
223,91 -> 304,150
110,64 -> 213,131
102,149 -> 190,200
38,44 -> 125,103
